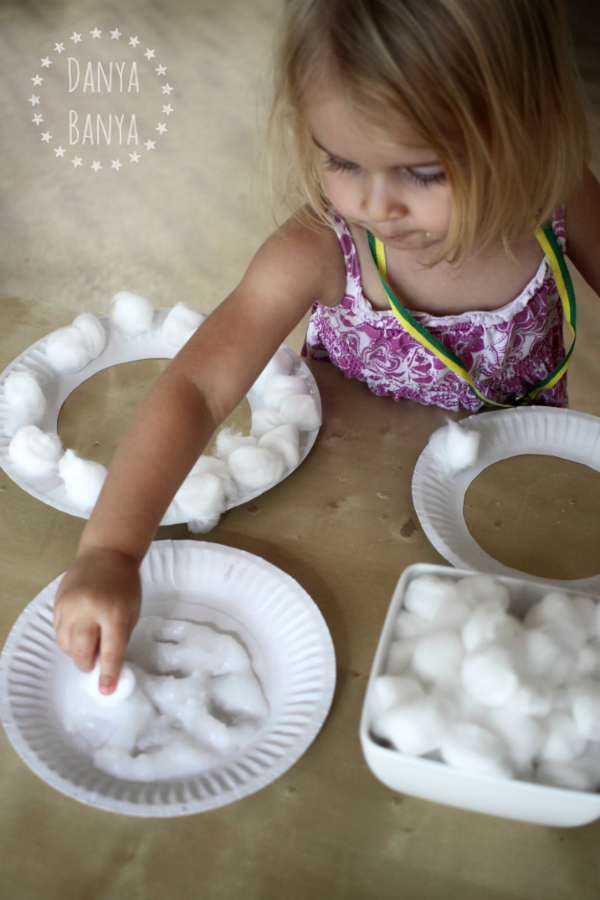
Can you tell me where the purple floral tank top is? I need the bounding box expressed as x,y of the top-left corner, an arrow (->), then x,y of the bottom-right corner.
305,210 -> 568,412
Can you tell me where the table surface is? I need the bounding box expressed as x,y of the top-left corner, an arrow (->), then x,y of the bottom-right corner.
1,296 -> 600,900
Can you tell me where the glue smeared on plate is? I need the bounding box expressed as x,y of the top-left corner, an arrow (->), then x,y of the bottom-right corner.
58,616 -> 269,781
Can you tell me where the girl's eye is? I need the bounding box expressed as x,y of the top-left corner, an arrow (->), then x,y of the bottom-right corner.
324,155 -> 359,174
406,167 -> 447,187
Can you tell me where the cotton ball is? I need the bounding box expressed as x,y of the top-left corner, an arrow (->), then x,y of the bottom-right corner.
515,627 -> 575,685
461,643 -> 519,707
228,446 -> 285,491
572,595 -> 597,640
461,600 -> 520,653
385,639 -> 416,675
279,394 -> 321,432
250,409 -> 284,440
72,313 -> 107,359
456,574 -> 510,610
485,708 -> 543,774
440,722 -> 514,778
8,425 -> 63,476
508,680 -> 555,718
430,595 -> 472,631
215,428 -> 257,461
258,424 -> 300,469
252,348 -> 294,394
537,742 -> 600,792
161,302 -> 205,348
4,371 -> 46,435
263,375 -> 309,409
110,291 -> 154,335
188,455 -> 235,499
524,591 -> 588,652
173,472 -> 225,533
536,757 -> 600,793
427,419 -> 480,478
45,325 -> 93,374
538,711 -> 587,762
571,683 -> 600,741
412,630 -> 464,684
373,697 -> 447,756
370,675 -> 424,719
393,610 -> 432,639
81,659 -> 136,708
403,575 -> 460,622
568,644 -> 600,683
58,449 -> 107,511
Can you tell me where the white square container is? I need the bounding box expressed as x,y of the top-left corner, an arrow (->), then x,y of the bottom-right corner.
359,563 -> 600,827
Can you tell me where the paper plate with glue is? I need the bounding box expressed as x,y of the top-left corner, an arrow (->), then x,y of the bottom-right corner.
412,406 -> 600,593
0,540 -> 336,817
0,298 -> 321,530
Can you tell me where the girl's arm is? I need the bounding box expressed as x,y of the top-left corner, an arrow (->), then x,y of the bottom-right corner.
565,167 -> 600,298
53,211 -> 345,692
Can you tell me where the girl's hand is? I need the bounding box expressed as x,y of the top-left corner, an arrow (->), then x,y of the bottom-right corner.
53,548 -> 142,694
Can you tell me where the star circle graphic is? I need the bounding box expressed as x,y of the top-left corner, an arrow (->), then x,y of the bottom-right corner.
28,26 -> 174,173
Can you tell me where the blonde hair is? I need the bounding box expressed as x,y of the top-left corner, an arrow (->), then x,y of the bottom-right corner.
268,0 -> 590,263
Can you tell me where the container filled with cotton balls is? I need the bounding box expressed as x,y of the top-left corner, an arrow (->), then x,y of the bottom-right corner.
360,564 -> 600,826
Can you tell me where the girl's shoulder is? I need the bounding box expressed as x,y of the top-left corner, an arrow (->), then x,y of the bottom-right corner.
236,207 -> 345,306
249,206 -> 346,309
564,168 -> 600,299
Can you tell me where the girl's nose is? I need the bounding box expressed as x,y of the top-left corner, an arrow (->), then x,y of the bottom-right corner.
363,175 -> 408,222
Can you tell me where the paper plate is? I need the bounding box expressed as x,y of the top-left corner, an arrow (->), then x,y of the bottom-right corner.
0,540 -> 336,817
412,407 -> 600,593
0,311 -> 321,523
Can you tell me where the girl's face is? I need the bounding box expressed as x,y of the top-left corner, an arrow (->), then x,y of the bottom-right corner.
303,81 -> 452,252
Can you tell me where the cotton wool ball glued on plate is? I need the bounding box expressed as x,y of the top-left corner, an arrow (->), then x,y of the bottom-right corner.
252,348 -> 294,394
188,455 -> 235,499
58,449 -> 107,511
250,409 -> 284,440
72,313 -> 107,359
110,291 -> 154,336
8,425 -> 64,476
279,394 -> 321,432
215,428 -> 257,461
80,659 -> 137,708
440,722 -> 514,778
258,424 -> 300,469
161,302 -> 205,348
427,419 -> 480,477
373,697 -> 447,756
263,375 -> 309,410
228,445 -> 285,491
45,326 -> 93,374
173,472 -> 225,533
4,371 -> 46,436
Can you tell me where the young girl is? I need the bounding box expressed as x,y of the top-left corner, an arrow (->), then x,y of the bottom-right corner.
54,0 -> 600,691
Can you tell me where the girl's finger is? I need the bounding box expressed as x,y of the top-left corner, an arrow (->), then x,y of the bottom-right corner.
98,627 -> 128,694
70,620 -> 100,672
